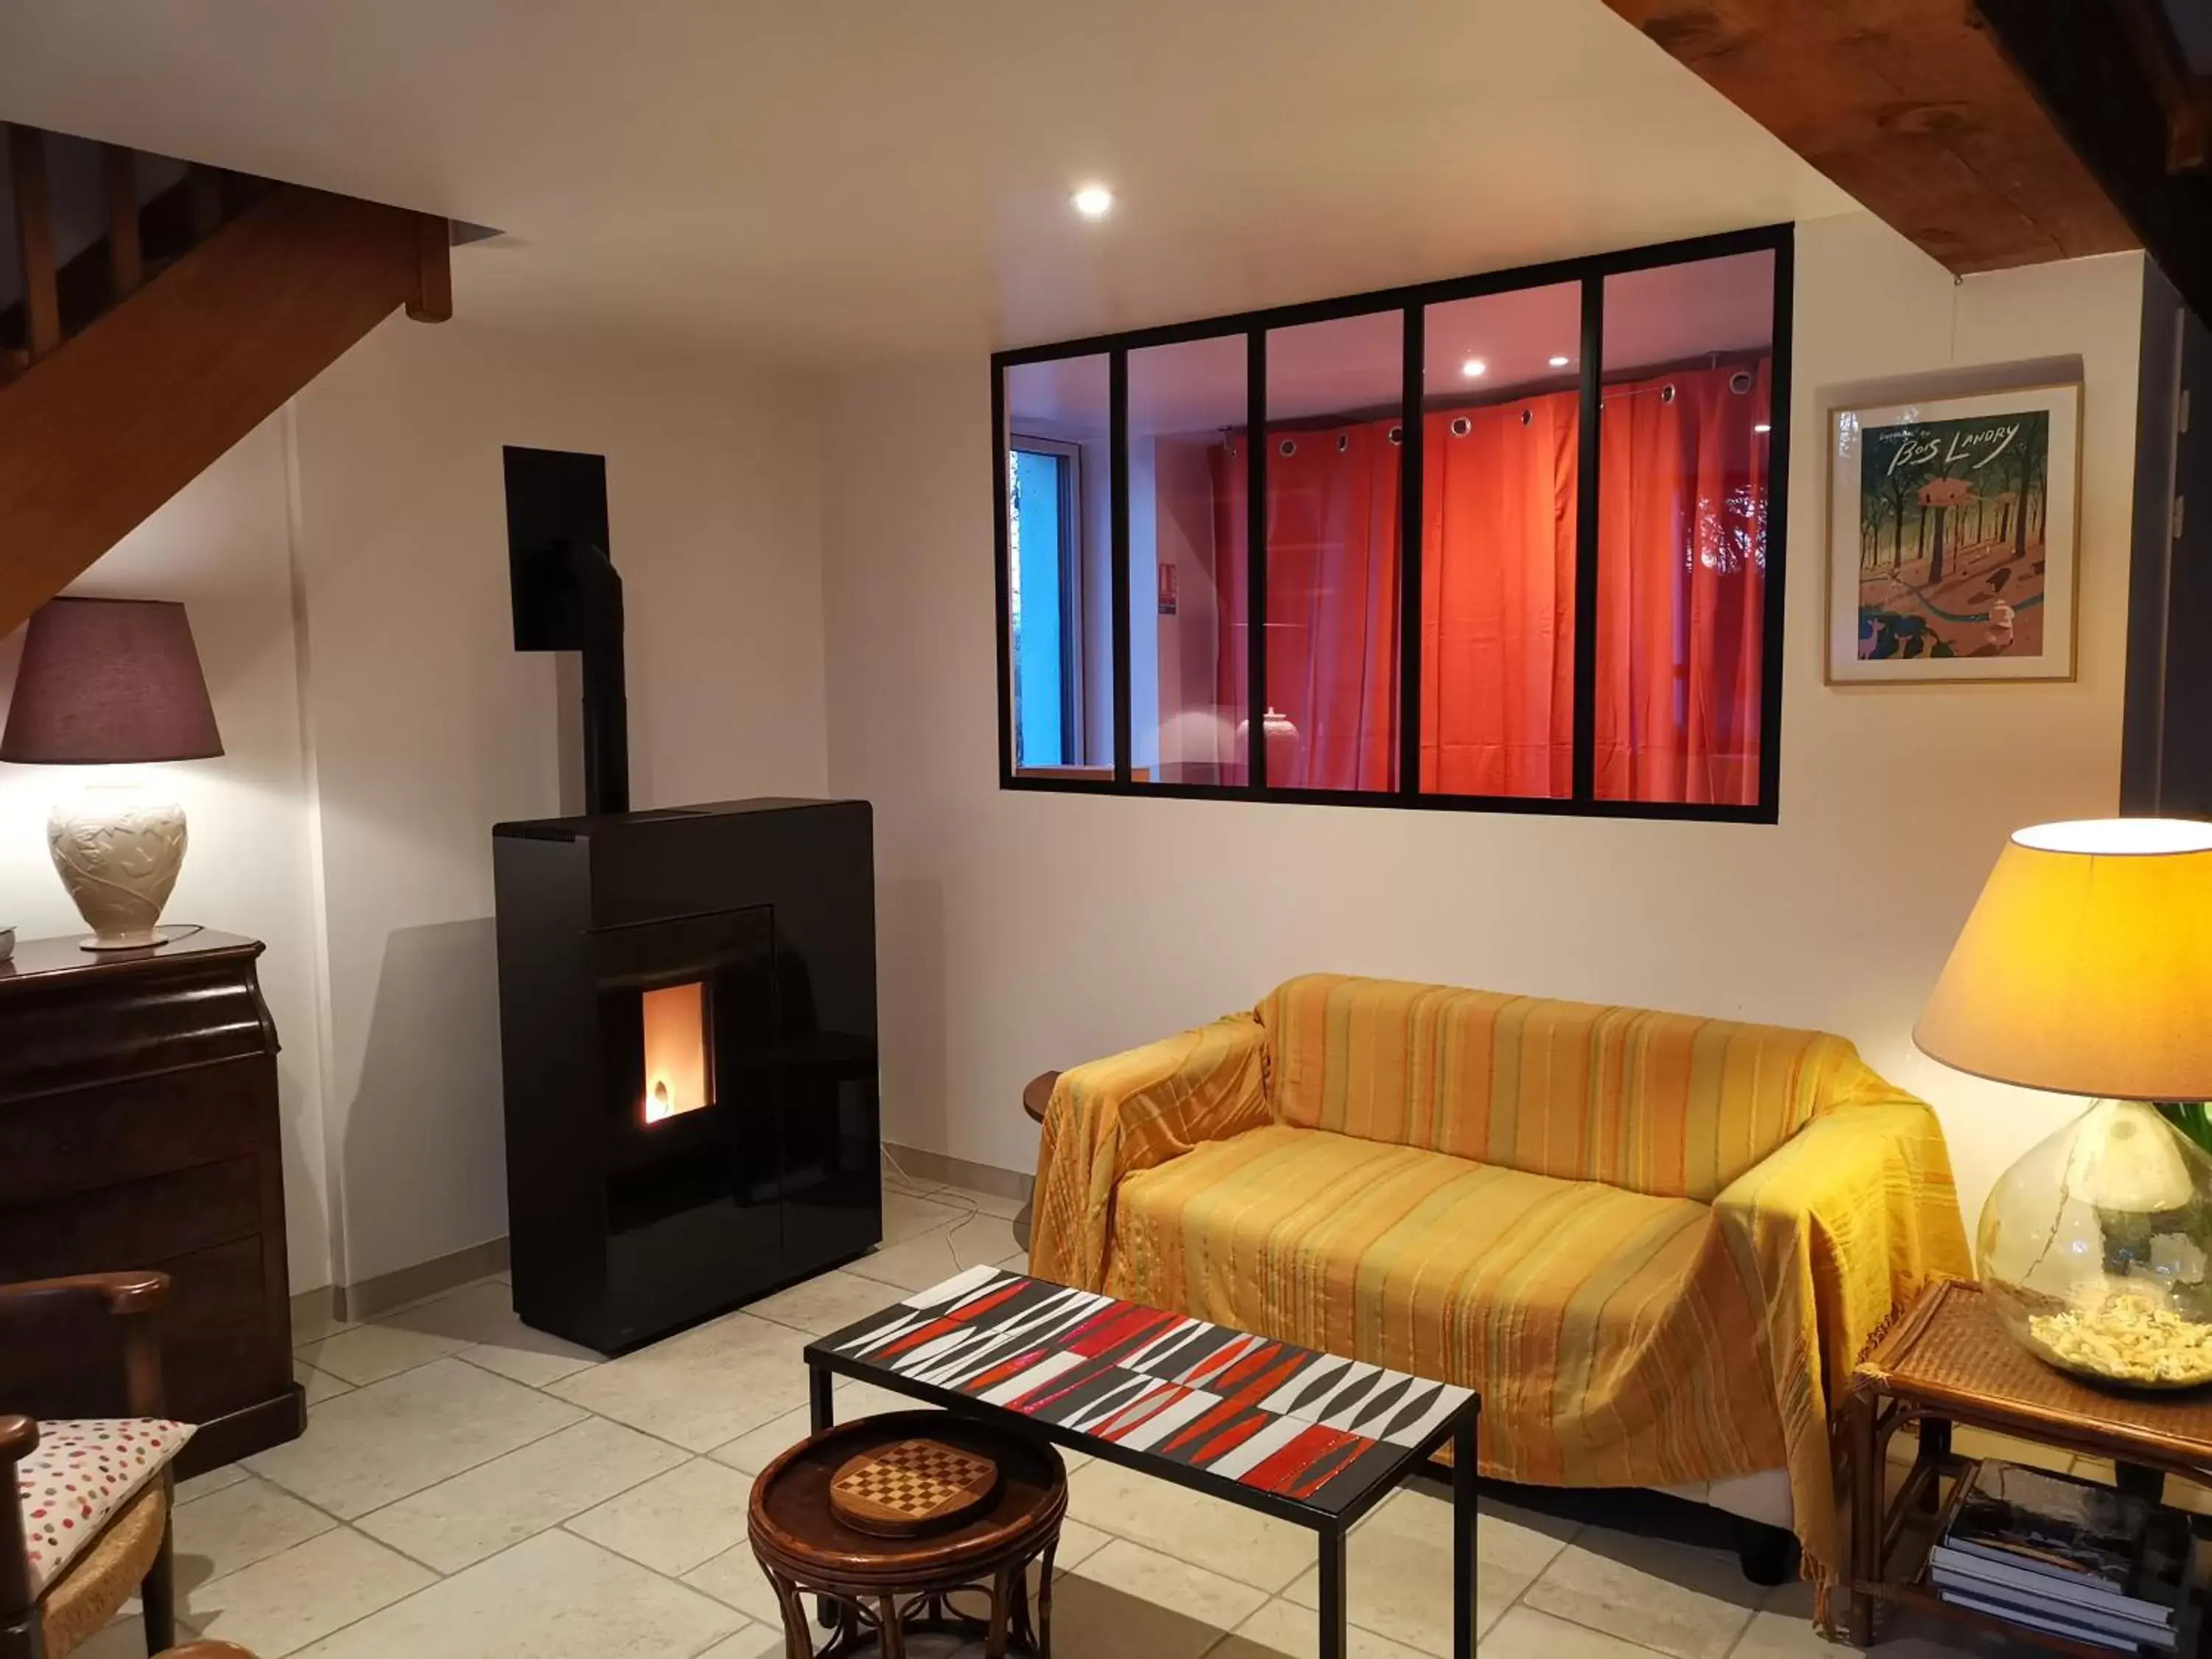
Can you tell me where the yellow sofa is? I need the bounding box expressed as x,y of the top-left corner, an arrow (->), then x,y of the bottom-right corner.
1029,973 -> 1971,1588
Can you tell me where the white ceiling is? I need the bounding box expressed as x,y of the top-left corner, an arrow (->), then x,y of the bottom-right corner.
0,1 -> 1856,368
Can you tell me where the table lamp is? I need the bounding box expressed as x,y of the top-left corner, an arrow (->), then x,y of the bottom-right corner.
0,597 -> 223,950
1916,818 -> 2212,1388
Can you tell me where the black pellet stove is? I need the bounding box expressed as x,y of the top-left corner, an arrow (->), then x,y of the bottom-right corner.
491,448 -> 880,1352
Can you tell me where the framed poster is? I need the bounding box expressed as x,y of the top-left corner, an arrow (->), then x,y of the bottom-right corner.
1826,380 -> 2081,682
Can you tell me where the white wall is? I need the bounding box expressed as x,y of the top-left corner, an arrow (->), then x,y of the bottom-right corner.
821,212 -> 2146,1231
0,417 -> 336,1288
0,305 -> 831,1295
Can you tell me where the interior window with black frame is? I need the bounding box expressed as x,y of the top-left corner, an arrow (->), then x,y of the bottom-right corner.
992,226 -> 1792,823
1002,355 -> 1107,777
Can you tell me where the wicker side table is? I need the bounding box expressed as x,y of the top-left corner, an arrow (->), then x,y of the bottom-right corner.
750,1412 -> 1067,1659
1846,1277 -> 2212,1654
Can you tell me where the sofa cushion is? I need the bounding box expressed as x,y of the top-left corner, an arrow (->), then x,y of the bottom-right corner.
16,1418 -> 193,1593
1259,973 -> 1862,1200
1106,1124 -> 1787,1489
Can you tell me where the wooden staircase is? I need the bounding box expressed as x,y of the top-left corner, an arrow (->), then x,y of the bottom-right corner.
0,125 -> 452,636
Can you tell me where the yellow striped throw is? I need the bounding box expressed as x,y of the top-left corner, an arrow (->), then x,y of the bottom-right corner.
1029,974 -> 1971,1596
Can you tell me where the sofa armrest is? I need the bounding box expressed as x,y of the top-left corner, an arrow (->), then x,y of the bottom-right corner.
1715,1099 -> 1971,1399
1029,1012 -> 1270,1290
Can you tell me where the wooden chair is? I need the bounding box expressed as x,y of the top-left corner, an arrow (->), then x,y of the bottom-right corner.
1,1273 -> 190,1659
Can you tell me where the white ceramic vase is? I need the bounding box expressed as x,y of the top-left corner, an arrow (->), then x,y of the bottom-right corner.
47,781 -> 188,949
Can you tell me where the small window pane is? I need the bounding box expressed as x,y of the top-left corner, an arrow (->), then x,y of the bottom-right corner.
1596,251 -> 1775,807
1128,335 -> 1248,787
1262,312 -> 1403,791
1419,284 -> 1582,799
1005,355 -> 1109,776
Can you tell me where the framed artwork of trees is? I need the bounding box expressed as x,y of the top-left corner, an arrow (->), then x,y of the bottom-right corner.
1826,380 -> 2081,682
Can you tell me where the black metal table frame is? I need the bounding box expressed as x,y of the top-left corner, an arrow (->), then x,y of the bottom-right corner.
805,1344 -> 1481,1659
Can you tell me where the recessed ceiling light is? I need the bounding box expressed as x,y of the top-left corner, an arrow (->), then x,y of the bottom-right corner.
1548,355 -> 1571,368
1071,184 -> 1114,220
1754,422 -> 1772,434
1460,358 -> 1487,379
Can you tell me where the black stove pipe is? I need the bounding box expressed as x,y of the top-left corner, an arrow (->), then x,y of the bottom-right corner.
504,446 -> 629,815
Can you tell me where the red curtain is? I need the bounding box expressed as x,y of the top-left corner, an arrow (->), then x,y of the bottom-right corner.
1594,361 -> 1769,806
1420,396 -> 1579,797
1209,426 -> 1401,792
1208,357 -> 1767,803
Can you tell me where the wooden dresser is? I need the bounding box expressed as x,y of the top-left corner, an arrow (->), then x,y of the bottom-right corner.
0,931 -> 304,1475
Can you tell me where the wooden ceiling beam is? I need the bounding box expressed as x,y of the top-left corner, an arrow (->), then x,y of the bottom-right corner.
1602,0 -> 2138,274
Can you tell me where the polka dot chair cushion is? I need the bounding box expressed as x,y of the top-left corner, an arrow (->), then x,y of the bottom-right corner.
15,1419 -> 194,1593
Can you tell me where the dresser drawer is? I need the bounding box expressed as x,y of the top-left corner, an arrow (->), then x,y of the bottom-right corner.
0,1155 -> 262,1280
0,1058 -> 273,1204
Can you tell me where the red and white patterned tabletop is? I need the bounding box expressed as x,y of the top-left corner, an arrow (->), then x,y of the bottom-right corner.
811,1265 -> 1476,1519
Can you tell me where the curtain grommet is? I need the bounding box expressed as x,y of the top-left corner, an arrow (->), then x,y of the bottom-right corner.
1336,433 -> 1349,453
1450,416 -> 1472,438
1660,383 -> 1677,404
1279,438 -> 1297,457
1520,408 -> 1533,427
1729,369 -> 1754,396
1387,425 -> 1402,445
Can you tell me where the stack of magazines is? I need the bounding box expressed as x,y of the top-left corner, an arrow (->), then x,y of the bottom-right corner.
1929,1460 -> 2191,1651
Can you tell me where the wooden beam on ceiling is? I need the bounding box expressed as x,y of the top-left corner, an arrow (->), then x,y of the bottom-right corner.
1601,0 -> 2138,274
1978,0 -> 2212,325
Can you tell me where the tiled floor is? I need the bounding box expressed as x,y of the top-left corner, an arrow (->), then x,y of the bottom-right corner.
83,1173 -> 2054,1659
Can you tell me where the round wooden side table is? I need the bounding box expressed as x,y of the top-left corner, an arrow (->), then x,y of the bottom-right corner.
749,1411 -> 1068,1659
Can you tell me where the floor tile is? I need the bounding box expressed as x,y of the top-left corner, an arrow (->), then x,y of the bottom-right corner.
289,1528 -> 741,1659
1522,1526 -> 1760,1659
1050,1517 -> 1113,1574
683,1539 -> 785,1624
171,1475 -> 338,1585
932,1182 -> 1026,1221
1214,1596 -> 1433,1659
294,1360 -> 352,1405
1739,1582 -> 1995,1659
549,1310 -> 813,1451
1283,1487 -> 1573,1655
74,1613 -> 204,1659
747,1267 -> 917,1336
291,1299 -> 353,1348
176,1462 -> 253,1506
850,1211 -> 1023,1293
883,1189 -> 971,1242
1069,1457 -> 1313,1593
692,1626 -> 786,1659
375,1278 -> 602,1387
187,1526 -> 435,1657
246,1356 -> 585,1518
355,1416 -> 687,1573
293,1322 -> 467,1387
1052,1539 -> 1266,1659
566,1457 -> 756,1576
710,1402 -> 820,1475
1481,1606 -> 1665,1659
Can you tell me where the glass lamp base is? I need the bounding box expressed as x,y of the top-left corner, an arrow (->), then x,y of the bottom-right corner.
1980,1098 -> 2212,1390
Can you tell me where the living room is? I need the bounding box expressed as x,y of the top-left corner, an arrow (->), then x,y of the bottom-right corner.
4,4 -> 2210,1659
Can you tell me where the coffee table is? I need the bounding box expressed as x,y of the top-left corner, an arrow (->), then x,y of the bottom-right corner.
805,1264 -> 1482,1659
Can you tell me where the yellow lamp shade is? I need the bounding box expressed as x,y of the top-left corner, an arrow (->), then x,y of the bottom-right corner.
1915,818 -> 2212,1100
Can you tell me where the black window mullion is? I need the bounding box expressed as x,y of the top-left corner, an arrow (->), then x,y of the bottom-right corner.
1397,304 -> 1425,797
1247,327 -> 1267,790
1571,276 -> 1604,803
1758,229 -> 1795,816
992,366 -> 1013,784
1110,349 -> 1131,783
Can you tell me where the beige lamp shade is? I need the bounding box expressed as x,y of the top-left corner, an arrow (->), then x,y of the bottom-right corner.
1915,818 -> 2212,1101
